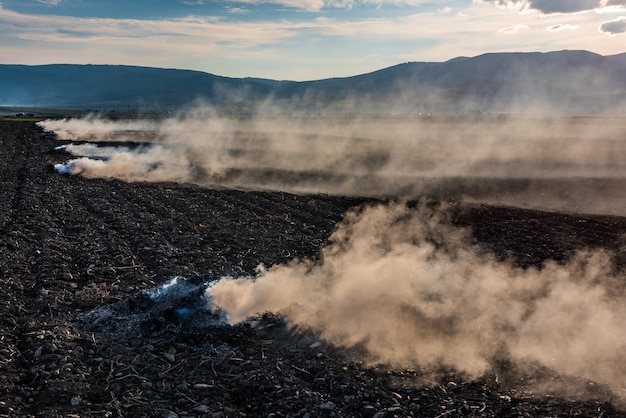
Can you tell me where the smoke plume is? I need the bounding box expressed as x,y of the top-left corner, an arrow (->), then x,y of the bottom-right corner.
208,201 -> 626,394
40,110 -> 626,398
40,111 -> 626,216
54,143 -> 197,183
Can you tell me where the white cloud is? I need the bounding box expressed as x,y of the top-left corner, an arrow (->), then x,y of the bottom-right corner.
210,0 -> 432,11
595,1 -> 626,13
36,0 -> 63,5
599,15 -> 626,33
360,0 -> 433,5
226,0 -> 350,11
546,23 -> 580,31
226,6 -> 250,13
499,23 -> 530,33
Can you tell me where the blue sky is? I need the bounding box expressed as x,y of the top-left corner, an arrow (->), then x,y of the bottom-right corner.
0,0 -> 625,80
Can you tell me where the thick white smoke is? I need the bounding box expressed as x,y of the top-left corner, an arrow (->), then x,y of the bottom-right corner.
39,112 -> 626,216
208,202 -> 626,394
53,143 -> 195,182
41,115 -> 161,141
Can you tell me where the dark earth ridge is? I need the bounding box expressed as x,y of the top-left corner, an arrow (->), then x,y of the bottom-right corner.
1,120 -> 626,417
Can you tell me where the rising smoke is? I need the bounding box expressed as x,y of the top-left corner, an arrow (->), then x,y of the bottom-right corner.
41,110 -> 626,398
40,110 -> 626,216
208,201 -> 626,395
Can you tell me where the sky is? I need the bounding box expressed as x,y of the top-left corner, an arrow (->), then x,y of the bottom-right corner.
0,0 -> 625,80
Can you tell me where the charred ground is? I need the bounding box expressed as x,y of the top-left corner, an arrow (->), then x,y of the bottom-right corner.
1,120 -> 626,417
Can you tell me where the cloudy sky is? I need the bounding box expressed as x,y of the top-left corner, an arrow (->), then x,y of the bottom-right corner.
0,0 -> 625,80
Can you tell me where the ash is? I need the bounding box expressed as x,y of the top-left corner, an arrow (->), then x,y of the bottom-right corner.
79,277 -> 224,341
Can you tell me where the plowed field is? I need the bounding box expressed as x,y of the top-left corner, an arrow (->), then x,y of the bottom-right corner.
1,120 -> 625,417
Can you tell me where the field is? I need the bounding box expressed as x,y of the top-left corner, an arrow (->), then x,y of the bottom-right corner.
1,119 -> 626,417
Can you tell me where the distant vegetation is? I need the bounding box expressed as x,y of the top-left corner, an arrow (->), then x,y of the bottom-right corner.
1,50 -> 626,116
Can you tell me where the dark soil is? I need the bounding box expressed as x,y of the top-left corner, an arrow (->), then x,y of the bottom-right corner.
1,120 -> 626,417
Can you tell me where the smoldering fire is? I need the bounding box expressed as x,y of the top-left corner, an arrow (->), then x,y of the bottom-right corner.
206,202 -> 626,393
39,112 -> 626,216
40,111 -> 626,399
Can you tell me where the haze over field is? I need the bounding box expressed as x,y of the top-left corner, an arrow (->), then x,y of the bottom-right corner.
41,112 -> 626,398
41,113 -> 626,216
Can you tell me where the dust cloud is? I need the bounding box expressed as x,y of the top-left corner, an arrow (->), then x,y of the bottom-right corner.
41,115 -> 160,141
39,109 -> 626,398
53,143 -> 196,183
208,201 -> 626,395
40,111 -> 626,216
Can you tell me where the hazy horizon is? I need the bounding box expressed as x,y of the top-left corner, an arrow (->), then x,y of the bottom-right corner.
3,48 -> 625,83
0,1 -> 625,81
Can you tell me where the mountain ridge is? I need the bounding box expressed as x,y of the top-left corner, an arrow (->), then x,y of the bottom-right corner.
1,50 -> 625,115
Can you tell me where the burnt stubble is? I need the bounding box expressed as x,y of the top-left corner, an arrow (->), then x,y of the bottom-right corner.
1,120 -> 625,417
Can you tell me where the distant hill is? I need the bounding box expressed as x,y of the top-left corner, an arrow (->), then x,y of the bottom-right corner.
0,64 -> 272,112
1,50 -> 625,115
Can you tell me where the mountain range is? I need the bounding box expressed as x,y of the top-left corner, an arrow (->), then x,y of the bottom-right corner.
1,50 -> 625,115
